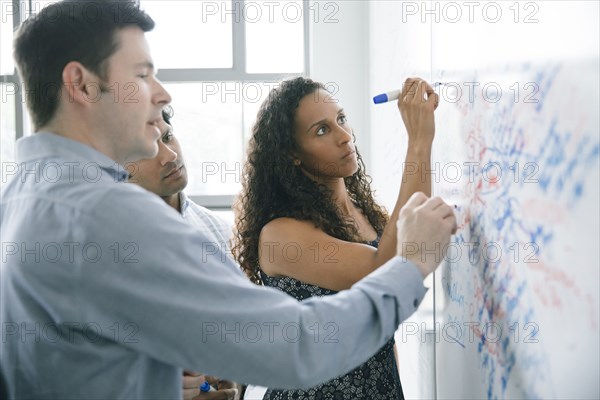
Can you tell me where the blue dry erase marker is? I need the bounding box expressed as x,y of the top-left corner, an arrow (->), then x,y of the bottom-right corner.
200,381 -> 216,392
373,82 -> 447,104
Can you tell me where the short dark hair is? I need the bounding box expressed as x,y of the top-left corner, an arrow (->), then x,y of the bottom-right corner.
161,105 -> 174,126
14,0 -> 155,129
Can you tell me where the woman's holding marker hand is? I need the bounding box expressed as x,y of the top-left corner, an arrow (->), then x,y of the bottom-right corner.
399,78 -> 440,147
232,76 -> 441,399
394,77 -> 439,214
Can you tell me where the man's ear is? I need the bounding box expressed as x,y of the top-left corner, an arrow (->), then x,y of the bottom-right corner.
62,61 -> 102,107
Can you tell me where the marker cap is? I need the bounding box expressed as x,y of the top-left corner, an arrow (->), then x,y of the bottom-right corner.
200,381 -> 213,392
373,93 -> 389,104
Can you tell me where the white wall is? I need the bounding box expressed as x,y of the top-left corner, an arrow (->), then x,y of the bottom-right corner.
309,0 -> 370,171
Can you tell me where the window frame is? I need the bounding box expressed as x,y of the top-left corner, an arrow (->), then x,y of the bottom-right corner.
1,1 -> 26,146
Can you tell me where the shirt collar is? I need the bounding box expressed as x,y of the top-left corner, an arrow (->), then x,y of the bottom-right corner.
179,191 -> 191,215
16,132 -> 129,182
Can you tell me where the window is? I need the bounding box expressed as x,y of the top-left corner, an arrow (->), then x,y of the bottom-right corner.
0,2 -> 15,75
1,0 -> 52,170
142,0 -> 310,208
1,0 -> 310,210
162,81 -> 273,198
1,83 -> 16,164
143,1 -> 233,69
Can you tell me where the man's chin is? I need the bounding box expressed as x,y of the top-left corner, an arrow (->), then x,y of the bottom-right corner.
166,177 -> 188,195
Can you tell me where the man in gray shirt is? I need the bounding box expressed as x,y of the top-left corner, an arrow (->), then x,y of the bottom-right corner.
0,1 -> 457,398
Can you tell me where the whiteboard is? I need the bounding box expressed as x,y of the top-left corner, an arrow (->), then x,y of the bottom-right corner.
369,1 -> 600,398
434,60 -> 599,400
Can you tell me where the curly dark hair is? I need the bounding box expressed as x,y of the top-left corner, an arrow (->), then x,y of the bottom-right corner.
232,77 -> 389,284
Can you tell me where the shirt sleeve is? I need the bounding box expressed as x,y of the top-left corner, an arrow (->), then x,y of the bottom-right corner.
77,185 -> 427,389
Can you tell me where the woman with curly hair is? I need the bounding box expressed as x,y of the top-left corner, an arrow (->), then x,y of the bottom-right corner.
233,76 -> 439,399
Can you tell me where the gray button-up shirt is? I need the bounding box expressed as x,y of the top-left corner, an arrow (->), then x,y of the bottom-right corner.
0,133 -> 427,399
179,191 -> 234,259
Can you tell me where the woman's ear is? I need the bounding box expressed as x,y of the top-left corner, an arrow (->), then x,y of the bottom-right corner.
289,151 -> 301,166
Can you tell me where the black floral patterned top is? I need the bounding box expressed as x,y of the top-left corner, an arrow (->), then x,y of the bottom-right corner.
259,238 -> 404,400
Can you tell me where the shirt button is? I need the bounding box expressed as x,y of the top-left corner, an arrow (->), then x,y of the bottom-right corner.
413,298 -> 419,308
